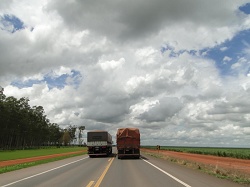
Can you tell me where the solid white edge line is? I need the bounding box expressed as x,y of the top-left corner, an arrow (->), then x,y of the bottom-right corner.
142,158 -> 192,187
2,157 -> 88,187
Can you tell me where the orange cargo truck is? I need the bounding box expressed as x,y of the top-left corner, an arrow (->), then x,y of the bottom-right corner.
116,128 -> 140,159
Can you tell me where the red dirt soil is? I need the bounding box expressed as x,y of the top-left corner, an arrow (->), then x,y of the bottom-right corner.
141,148 -> 250,175
0,150 -> 86,167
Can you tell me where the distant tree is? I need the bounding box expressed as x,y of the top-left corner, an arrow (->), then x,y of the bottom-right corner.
68,125 -> 77,142
62,130 -> 71,146
48,123 -> 63,145
78,126 -> 85,145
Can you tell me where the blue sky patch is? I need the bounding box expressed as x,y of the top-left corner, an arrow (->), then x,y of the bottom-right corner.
0,14 -> 25,33
161,28 -> 250,76
11,70 -> 82,89
239,3 -> 250,14
203,29 -> 250,76
44,74 -> 68,89
11,79 -> 43,89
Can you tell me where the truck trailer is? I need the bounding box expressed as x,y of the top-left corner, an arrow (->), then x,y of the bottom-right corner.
116,128 -> 140,159
87,130 -> 112,157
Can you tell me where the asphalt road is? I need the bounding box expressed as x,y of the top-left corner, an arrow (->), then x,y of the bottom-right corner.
0,150 -> 246,187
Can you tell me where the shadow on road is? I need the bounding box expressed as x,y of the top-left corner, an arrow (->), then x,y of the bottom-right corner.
88,153 -> 116,158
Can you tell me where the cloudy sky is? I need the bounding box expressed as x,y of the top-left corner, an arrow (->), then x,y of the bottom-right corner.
1,0 -> 250,147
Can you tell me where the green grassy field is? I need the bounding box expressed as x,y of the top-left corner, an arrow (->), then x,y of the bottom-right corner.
142,146 -> 250,159
0,147 -> 87,161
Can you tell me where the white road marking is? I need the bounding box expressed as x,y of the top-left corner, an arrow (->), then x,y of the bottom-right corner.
142,158 -> 192,187
2,157 -> 89,187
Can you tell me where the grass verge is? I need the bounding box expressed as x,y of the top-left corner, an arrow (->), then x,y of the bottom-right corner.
0,152 -> 85,174
0,147 -> 87,161
142,151 -> 250,185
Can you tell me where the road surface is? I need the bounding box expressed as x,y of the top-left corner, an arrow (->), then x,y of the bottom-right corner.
0,150 -> 245,187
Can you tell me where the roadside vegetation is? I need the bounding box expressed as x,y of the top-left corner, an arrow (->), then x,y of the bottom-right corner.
142,150 -> 250,185
0,146 -> 87,161
0,94 -> 85,150
0,151 -> 86,174
142,146 -> 250,159
0,147 -> 87,174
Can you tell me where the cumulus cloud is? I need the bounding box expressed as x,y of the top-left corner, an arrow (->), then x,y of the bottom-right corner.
138,97 -> 182,122
1,0 -> 250,147
98,58 -> 125,71
47,0 -> 247,43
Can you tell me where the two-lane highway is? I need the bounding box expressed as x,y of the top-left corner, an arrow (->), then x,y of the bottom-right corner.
0,150 -> 245,187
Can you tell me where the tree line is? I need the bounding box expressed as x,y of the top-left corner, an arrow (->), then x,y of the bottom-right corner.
0,94 -> 83,150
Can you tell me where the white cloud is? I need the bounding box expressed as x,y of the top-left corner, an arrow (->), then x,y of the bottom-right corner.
242,40 -> 250,57
220,47 -> 228,51
51,66 -> 72,78
231,57 -> 250,75
223,56 -> 232,62
1,0 -> 250,147
98,58 -> 125,71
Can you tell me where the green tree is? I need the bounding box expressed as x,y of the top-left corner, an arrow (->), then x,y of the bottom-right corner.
68,125 -> 77,143
0,93 -> 61,150
48,123 -> 63,145
62,130 -> 71,146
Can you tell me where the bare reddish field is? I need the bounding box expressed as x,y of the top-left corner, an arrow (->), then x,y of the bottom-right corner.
141,148 -> 250,175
